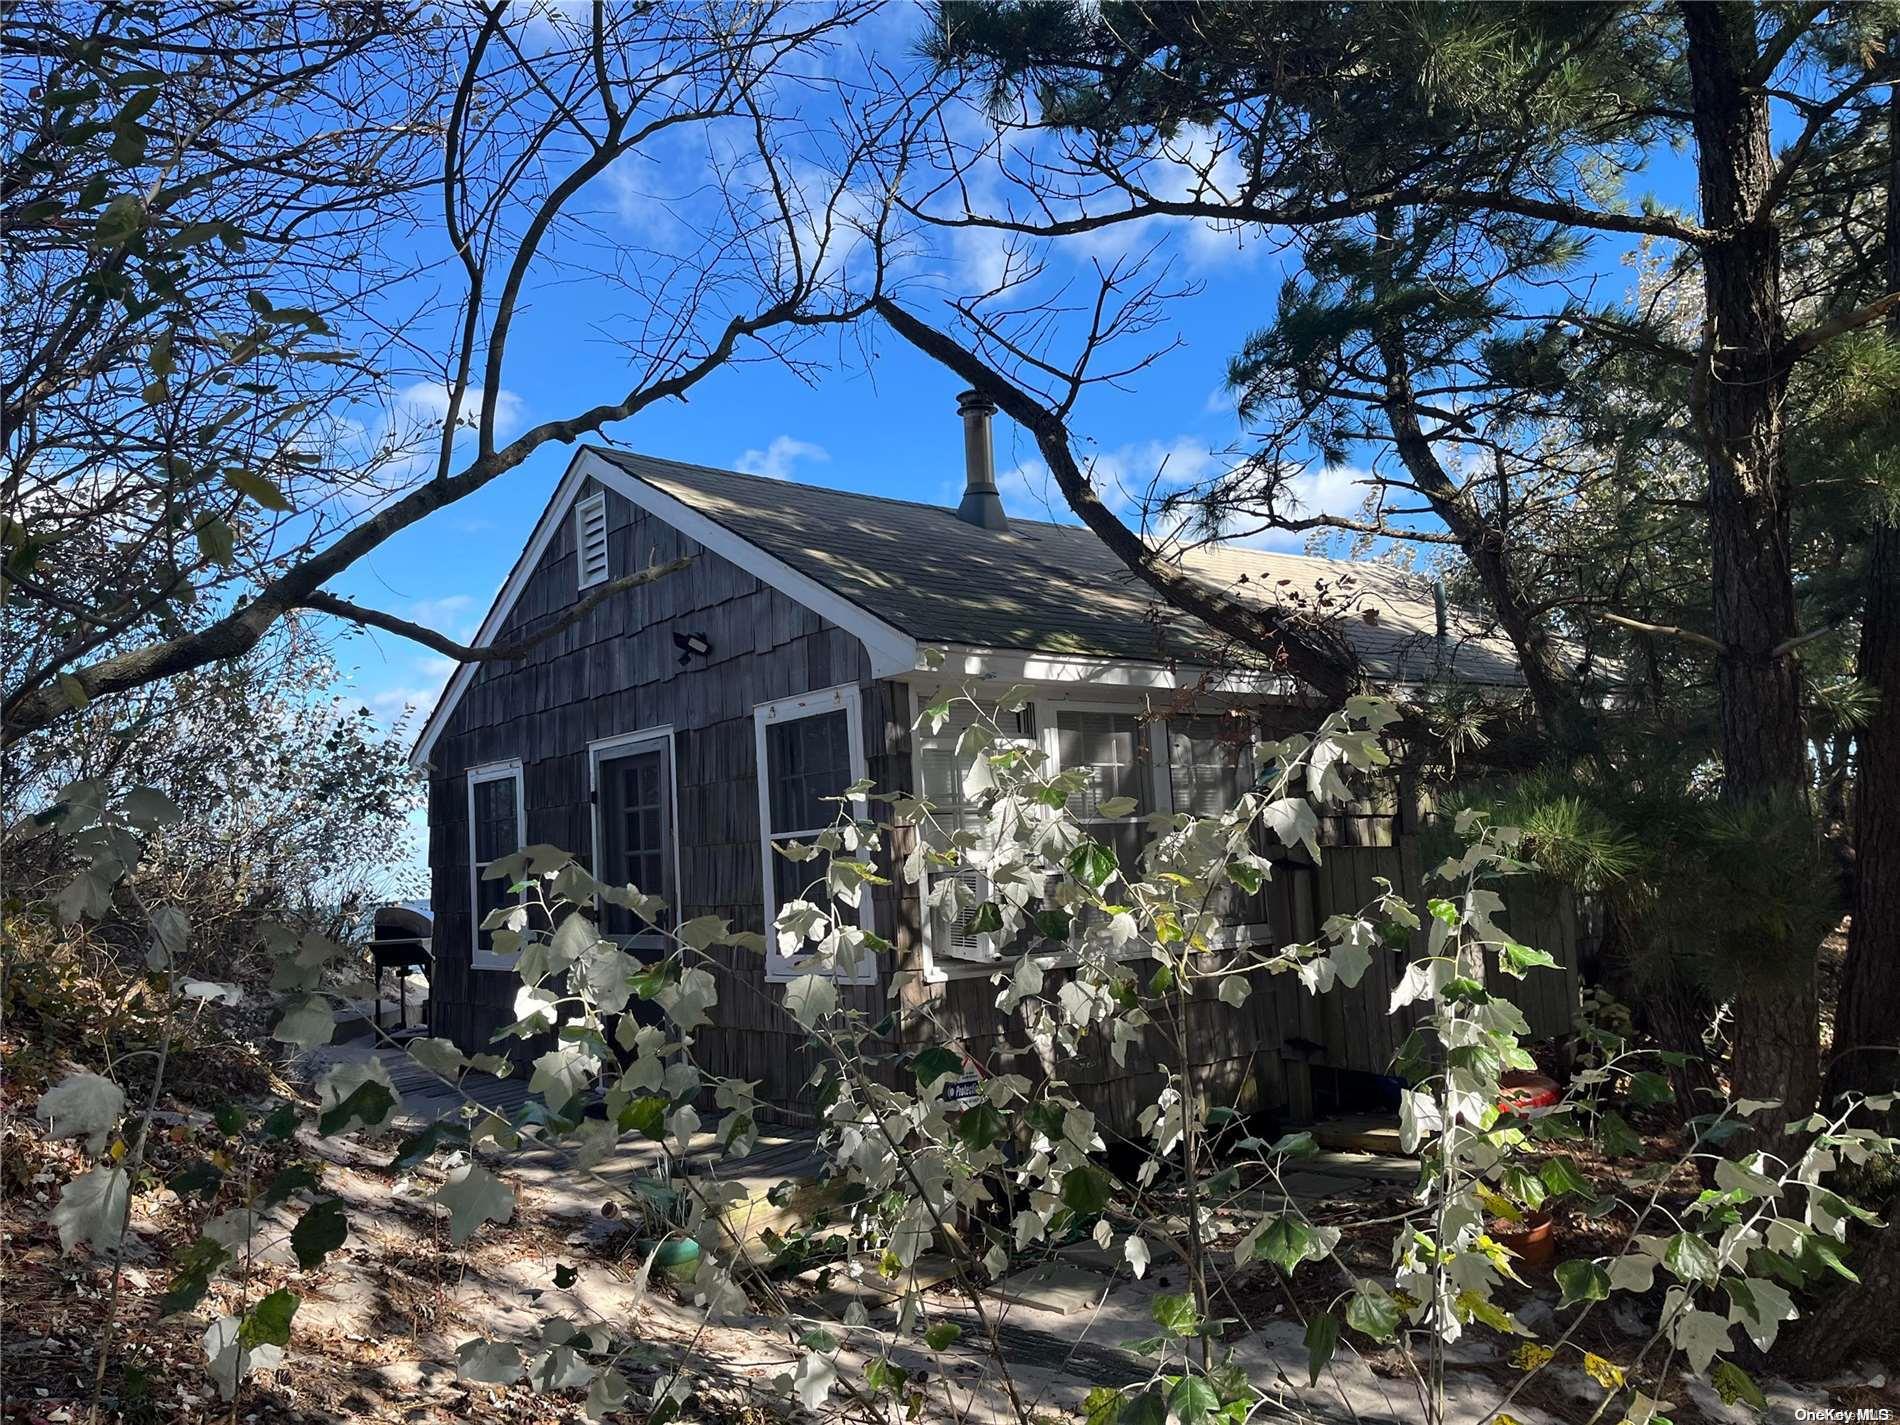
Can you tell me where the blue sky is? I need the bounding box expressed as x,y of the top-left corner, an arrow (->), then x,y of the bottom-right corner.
322,203 -> 1317,732
311,3 -> 1696,789
276,6 -> 1719,894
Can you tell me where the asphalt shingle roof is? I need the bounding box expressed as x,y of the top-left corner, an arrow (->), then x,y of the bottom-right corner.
592,447 -> 1526,687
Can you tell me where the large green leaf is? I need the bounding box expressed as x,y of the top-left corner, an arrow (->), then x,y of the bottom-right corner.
619,1095 -> 668,1141
317,1079 -> 394,1135
1304,1312 -> 1339,1386
259,1166 -> 319,1210
1553,1258 -> 1610,1306
913,1046 -> 963,1089
1067,838 -> 1118,889
1152,1292 -> 1199,1337
289,1199 -> 347,1269
94,194 -> 143,244
1662,1231 -> 1718,1285
955,1102 -> 1008,1151
1120,1389 -> 1167,1425
1345,1282 -> 1400,1341
238,1289 -> 299,1349
160,1237 -> 230,1316
1060,1164 -> 1113,1218
1255,1215 -> 1316,1275
1167,1376 -> 1219,1425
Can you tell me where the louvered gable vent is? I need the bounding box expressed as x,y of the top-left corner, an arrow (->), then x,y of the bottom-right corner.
575,491 -> 610,590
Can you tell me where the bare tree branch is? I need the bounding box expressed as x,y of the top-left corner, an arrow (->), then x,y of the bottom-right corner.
872,296 -> 1360,703
1780,290 -> 1900,367
1597,609 -> 1725,652
297,556 -> 692,663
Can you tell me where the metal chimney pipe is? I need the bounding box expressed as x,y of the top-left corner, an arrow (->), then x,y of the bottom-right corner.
955,389 -> 1009,531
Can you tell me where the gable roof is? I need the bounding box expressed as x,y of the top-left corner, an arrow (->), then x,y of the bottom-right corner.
593,447 -> 1525,687
410,444 -> 1525,766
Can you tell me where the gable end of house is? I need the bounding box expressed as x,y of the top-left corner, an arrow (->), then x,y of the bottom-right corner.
409,448 -> 918,767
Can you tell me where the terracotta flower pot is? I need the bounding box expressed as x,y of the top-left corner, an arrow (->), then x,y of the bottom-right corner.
1489,1210 -> 1556,1268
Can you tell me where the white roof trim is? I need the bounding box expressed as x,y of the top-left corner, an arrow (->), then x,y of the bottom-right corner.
915,644 -> 1304,697
408,448 -> 919,768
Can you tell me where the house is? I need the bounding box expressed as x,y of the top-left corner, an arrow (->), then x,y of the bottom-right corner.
410,394 -> 1578,1130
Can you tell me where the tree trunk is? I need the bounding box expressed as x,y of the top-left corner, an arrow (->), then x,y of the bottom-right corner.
1781,1204 -> 1900,1370
1826,43 -> 1900,1113
1773,36 -> 1900,1376
1682,2 -> 1819,1135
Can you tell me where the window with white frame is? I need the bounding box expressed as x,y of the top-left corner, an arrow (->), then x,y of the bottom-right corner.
914,698 -> 1282,977
589,729 -> 678,948
575,490 -> 609,591
915,701 -> 1037,965
1164,713 -> 1275,940
467,760 -> 524,969
755,685 -> 874,983
1055,707 -> 1155,874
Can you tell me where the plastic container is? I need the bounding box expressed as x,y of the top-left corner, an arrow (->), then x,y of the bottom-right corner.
642,1237 -> 701,1283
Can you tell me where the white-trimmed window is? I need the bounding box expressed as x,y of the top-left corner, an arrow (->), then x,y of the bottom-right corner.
915,696 -> 1164,978
589,727 -> 679,950
915,695 -> 1279,978
1054,707 -> 1157,872
755,684 -> 875,984
467,759 -> 524,970
575,490 -> 609,591
915,701 -> 1038,966
1164,713 -> 1275,943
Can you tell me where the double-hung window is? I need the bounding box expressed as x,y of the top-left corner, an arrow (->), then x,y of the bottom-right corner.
916,702 -> 1038,965
915,698 -> 1284,978
467,760 -> 524,969
1164,714 -> 1275,942
755,685 -> 874,983
1056,708 -> 1155,879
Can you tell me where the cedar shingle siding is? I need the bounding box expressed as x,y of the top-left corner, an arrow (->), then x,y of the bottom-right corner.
420,451 -> 1578,1130
425,476 -> 918,1109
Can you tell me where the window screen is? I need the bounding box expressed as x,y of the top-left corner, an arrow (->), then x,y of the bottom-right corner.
764,707 -> 853,915
757,689 -> 873,983
1167,715 -> 1253,817
916,704 -> 1035,963
766,711 -> 852,838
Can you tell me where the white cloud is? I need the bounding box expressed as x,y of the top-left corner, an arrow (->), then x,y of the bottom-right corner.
388,381 -> 524,443
987,436 -> 1217,530
366,685 -> 436,722
987,437 -> 1375,556
1233,465 -> 1377,552
406,594 -> 476,640
327,381 -> 528,513
354,650 -> 462,732
1204,383 -> 1240,415
736,436 -> 830,481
